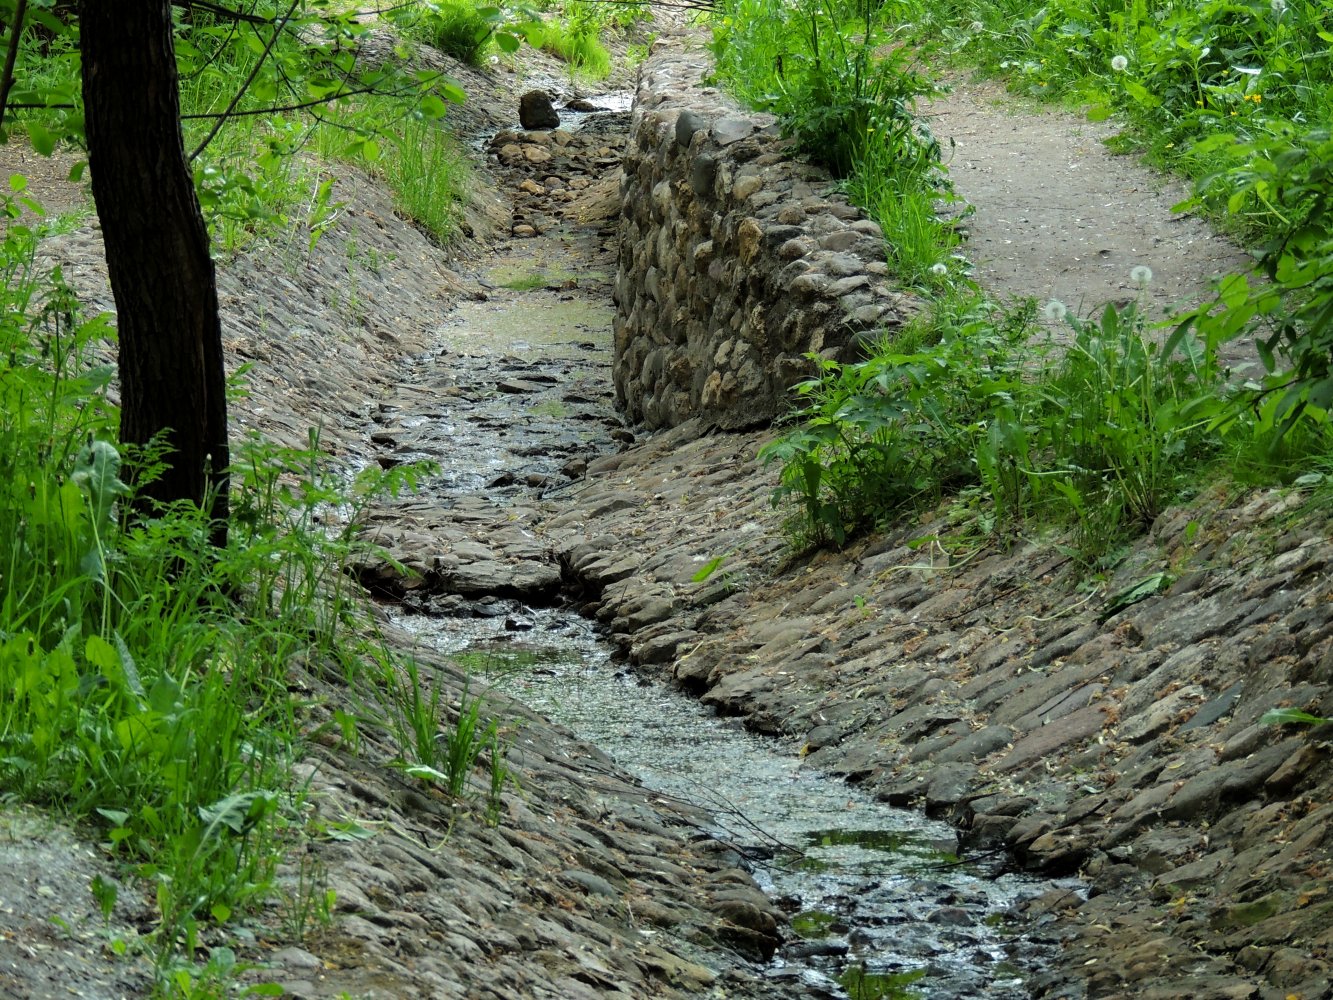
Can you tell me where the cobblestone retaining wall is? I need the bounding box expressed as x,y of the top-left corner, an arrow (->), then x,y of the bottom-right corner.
613,47 -> 919,430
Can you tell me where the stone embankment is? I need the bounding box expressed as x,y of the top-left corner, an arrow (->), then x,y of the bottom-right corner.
612,50 -> 918,430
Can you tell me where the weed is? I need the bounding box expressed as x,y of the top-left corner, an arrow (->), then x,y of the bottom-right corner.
486,732 -> 514,826
382,660 -> 514,809
501,271 -> 555,292
276,852 -> 336,943
528,16 -> 613,81
436,679 -> 495,798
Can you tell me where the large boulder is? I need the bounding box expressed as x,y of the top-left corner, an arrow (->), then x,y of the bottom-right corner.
519,90 -> 560,130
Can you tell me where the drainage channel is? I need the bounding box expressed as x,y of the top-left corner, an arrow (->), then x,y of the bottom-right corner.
365,103 -> 1075,995
390,604 -> 1076,1000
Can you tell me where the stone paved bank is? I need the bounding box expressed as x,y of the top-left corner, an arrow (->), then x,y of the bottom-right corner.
528,423 -> 1333,999
612,49 -> 919,430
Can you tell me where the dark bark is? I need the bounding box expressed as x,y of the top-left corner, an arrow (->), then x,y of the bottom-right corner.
79,0 -> 229,547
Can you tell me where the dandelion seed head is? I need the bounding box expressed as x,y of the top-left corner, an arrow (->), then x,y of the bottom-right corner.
1043,299 -> 1068,322
969,20 -> 984,32
1130,265 -> 1153,286
1271,0 -> 1287,14
1111,55 -> 1129,72
929,263 -> 948,277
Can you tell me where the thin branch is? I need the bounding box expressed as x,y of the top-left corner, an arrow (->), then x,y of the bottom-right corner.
178,75 -> 439,120
188,0 -> 303,160
0,0 -> 29,128
177,8 -> 246,83
171,0 -> 274,26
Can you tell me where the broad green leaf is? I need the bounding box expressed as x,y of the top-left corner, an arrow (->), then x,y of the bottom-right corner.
1259,708 -> 1331,727
320,821 -> 377,842
419,94 -> 448,119
692,555 -> 726,583
199,791 -> 277,838
1102,572 -> 1173,618
25,123 -> 56,156
84,635 -> 118,674
404,763 -> 450,784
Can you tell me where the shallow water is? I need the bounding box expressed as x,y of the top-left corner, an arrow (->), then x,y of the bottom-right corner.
392,606 -> 1072,999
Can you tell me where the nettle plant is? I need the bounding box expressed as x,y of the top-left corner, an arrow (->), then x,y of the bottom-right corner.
1176,126 -> 1333,426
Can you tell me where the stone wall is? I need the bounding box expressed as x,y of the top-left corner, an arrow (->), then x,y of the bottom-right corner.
613,47 -> 919,430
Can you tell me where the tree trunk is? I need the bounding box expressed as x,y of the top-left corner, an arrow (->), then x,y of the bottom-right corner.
79,0 -> 229,547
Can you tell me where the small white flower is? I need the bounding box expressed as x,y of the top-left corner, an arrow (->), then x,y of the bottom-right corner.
929,262 -> 948,277
968,20 -> 984,32
1111,55 -> 1129,72
1130,265 -> 1153,287
1043,299 -> 1068,322
489,55 -> 500,66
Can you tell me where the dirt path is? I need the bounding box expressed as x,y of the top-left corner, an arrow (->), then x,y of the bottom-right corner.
927,76 -> 1254,330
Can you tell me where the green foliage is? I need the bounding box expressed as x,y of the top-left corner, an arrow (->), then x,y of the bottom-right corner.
520,0 -> 647,81
0,0 -> 470,256
0,209 -> 446,983
527,13 -> 613,80
760,297 -> 1025,546
1173,128 -> 1333,428
390,667 -> 513,816
1261,707 -> 1332,727
378,113 -> 470,245
710,0 -> 941,177
391,0 -> 502,65
760,281 -> 1322,564
844,120 -> 961,288
708,0 -> 955,290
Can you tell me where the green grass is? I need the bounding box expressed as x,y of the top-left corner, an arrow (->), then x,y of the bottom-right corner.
528,17 -> 613,80
389,0 -> 498,65
377,113 -> 470,245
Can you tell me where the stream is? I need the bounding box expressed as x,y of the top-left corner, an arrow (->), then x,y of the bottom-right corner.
391,606 -> 1074,999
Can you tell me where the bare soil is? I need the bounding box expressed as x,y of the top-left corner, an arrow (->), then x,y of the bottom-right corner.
927,75 -> 1255,349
